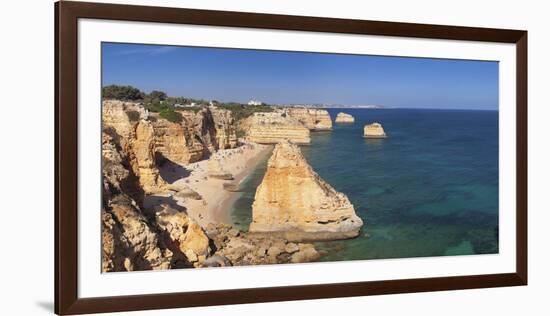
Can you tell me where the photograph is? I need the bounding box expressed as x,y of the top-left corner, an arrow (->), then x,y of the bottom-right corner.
100,42 -> 499,272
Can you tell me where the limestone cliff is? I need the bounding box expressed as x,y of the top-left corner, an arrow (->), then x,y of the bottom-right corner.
363,122 -> 387,138
178,107 -> 238,156
103,100 -> 238,168
102,100 -> 165,194
284,108 -> 333,131
150,114 -> 204,164
101,100 -> 325,271
249,140 -> 363,241
101,132 -> 172,272
244,112 -> 311,144
101,130 -> 211,271
335,112 -> 355,123
102,129 -> 144,204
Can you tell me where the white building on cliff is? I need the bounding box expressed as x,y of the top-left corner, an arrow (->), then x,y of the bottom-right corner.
248,99 -> 263,106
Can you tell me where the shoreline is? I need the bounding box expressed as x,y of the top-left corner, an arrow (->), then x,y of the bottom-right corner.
146,142 -> 273,228
208,143 -> 272,225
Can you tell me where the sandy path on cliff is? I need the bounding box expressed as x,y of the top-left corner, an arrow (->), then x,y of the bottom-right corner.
145,142 -> 273,227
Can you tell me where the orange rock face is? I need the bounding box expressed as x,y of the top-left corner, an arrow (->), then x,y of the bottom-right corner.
250,140 -> 364,241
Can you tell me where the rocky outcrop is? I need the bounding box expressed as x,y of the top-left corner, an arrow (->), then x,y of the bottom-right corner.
363,122 -> 387,138
210,108 -> 239,149
155,206 -> 211,267
101,209 -> 127,272
102,129 -> 145,204
284,108 -> 333,131
102,100 -> 165,194
105,195 -> 172,271
205,223 -> 320,266
134,120 -> 166,192
244,112 -> 311,144
249,140 -> 364,241
335,112 -> 355,123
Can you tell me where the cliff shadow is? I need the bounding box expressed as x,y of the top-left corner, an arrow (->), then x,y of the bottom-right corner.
143,195 -> 187,213
156,153 -> 191,184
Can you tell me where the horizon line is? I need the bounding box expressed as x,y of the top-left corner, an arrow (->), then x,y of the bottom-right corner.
101,84 -> 498,111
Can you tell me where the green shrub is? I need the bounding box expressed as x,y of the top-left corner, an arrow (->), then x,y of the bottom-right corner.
218,103 -> 274,121
236,128 -> 247,138
159,109 -> 183,123
148,90 -> 167,101
102,85 -> 144,100
144,101 -> 167,113
126,110 -> 141,122
174,106 -> 202,113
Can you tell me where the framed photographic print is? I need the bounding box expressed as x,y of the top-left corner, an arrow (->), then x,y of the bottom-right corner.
55,1 -> 527,315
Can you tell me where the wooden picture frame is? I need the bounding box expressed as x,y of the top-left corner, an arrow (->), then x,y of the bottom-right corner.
55,1 -> 527,314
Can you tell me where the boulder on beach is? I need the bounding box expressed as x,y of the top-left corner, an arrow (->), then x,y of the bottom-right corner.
223,182 -> 240,192
174,187 -> 202,200
207,158 -> 234,180
363,122 -> 387,138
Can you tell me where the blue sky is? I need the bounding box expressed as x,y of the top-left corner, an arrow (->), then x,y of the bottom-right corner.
102,42 -> 499,110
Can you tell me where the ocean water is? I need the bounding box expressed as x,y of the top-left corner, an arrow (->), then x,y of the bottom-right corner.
231,109 -> 499,261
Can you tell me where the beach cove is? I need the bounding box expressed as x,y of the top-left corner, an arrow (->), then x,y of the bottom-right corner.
145,142 -> 273,227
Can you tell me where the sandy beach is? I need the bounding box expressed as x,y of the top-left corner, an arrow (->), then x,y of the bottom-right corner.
144,142 -> 273,227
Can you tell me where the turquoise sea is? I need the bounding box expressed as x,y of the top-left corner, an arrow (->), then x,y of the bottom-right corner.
231,109 -> 499,261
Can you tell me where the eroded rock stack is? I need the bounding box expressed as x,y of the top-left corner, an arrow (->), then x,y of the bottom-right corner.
335,112 -> 355,123
363,122 -> 387,138
284,108 -> 333,131
210,108 -> 239,149
250,140 -> 364,241
244,112 -> 311,144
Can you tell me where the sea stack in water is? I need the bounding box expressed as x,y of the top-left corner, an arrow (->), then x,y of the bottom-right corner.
249,140 -> 364,241
363,122 -> 387,138
335,112 -> 355,123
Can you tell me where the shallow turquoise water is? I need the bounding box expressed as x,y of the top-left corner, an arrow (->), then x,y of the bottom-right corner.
232,109 -> 499,261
